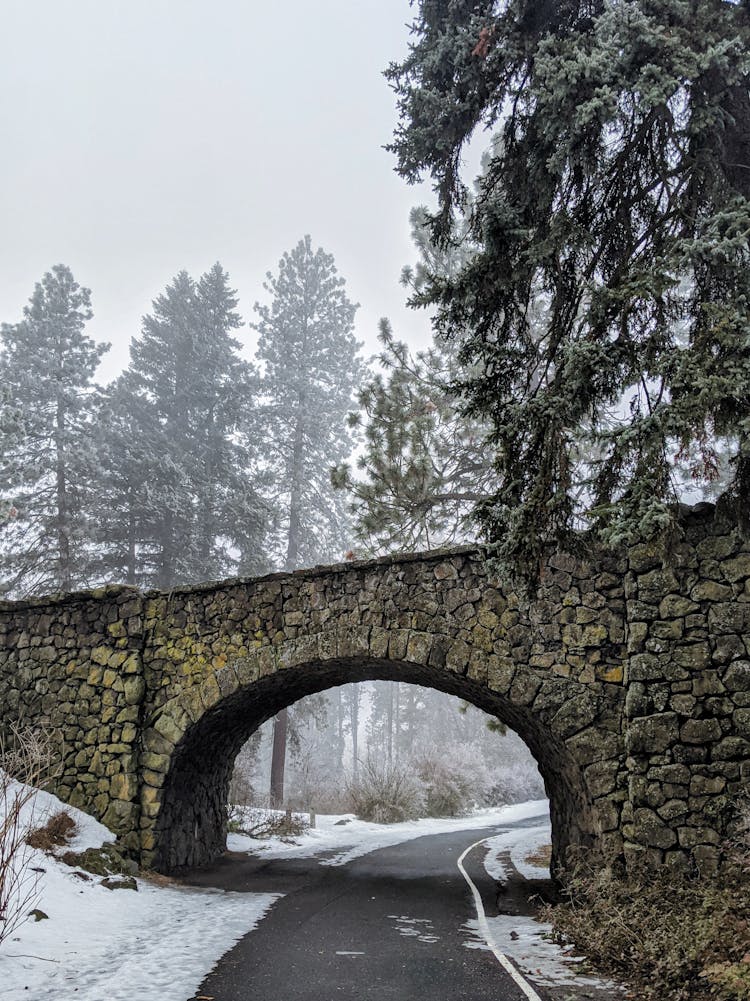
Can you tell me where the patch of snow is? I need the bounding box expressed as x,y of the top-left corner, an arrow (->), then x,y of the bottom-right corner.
464,915 -> 617,991
465,812 -> 619,995
389,915 -> 439,943
1,783 -> 280,1001
12,778 -> 114,854
228,799 -> 549,866
483,821 -> 551,883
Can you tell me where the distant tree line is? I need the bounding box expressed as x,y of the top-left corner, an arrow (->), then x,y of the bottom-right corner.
0,239 -> 363,597
231,679 -> 545,817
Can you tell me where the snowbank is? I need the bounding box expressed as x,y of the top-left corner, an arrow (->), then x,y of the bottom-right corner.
227,799 -> 550,865
1,783 -> 279,1001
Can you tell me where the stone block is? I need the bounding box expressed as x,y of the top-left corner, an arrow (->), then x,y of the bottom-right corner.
723,554 -> 750,583
680,718 -> 722,744
626,713 -> 679,754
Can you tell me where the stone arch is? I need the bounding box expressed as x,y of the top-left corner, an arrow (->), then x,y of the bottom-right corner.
142,629 -> 625,873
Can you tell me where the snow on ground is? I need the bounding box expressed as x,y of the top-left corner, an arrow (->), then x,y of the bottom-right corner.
464,914 -> 617,991
227,799 -> 550,866
1,782 -> 279,1001
464,821 -> 620,994
483,822 -> 552,882
3,787 -> 611,999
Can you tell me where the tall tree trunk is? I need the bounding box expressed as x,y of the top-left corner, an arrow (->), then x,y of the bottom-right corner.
158,510 -> 175,589
387,684 -> 393,766
270,401 -> 306,804
394,682 -> 400,765
55,395 -> 71,591
270,707 -> 288,808
199,410 -> 216,579
285,408 -> 305,571
336,688 -> 344,777
351,686 -> 360,783
126,489 -> 136,586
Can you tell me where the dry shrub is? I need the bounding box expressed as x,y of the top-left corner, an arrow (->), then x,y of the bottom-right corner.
26,810 -> 76,851
347,757 -> 425,824
542,844 -> 750,1000
0,725 -> 54,946
525,843 -> 552,868
413,742 -> 489,817
228,806 -> 309,839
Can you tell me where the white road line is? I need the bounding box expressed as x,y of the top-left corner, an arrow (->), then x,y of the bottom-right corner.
457,838 -> 544,1001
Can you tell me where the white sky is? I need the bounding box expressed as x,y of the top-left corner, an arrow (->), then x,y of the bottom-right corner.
0,0 -> 443,380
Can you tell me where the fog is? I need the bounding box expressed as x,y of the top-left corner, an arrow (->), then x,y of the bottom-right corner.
0,0 -> 433,375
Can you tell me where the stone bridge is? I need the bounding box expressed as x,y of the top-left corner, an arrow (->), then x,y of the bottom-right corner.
1,503 -> 748,875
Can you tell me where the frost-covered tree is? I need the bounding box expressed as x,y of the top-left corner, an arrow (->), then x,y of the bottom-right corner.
334,205 -> 497,553
253,236 -> 364,570
336,317 -> 497,552
0,266 -> 108,595
387,0 -> 750,583
0,390 -> 23,535
89,378 -> 164,587
98,264 -> 269,588
253,236 -> 364,805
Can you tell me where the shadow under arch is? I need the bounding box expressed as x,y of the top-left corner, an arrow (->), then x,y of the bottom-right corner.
149,654 -> 621,875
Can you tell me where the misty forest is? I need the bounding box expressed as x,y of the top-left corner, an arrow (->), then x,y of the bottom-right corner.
0,220 -> 544,819
2,2 -> 750,998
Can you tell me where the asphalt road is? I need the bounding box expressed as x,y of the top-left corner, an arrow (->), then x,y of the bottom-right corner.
181,817 -> 562,1001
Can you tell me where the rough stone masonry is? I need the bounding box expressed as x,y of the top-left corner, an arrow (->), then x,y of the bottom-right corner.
0,502 -> 748,874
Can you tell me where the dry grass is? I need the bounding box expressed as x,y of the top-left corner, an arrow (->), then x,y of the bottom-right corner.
543,850 -> 750,1000
228,806 -> 310,839
525,843 -> 552,868
26,810 -> 76,851
347,758 -> 424,824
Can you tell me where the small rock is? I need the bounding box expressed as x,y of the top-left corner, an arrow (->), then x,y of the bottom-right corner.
99,875 -> 138,891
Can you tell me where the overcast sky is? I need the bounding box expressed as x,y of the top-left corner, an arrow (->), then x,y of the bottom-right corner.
0,0 -> 440,380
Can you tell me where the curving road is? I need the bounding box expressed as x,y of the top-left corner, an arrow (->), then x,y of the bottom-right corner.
181,815 -> 610,1001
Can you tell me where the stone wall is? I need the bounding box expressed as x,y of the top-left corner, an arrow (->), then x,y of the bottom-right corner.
623,504 -> 750,873
0,502 -> 747,874
0,586 -> 146,853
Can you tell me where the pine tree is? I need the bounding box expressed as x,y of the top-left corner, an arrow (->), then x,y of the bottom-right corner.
334,205 -> 499,553
387,1 -> 750,582
0,390 -> 23,535
252,235 -> 364,570
89,378 -> 163,586
252,236 -> 364,806
96,264 -> 269,588
0,265 -> 108,595
335,317 -> 498,552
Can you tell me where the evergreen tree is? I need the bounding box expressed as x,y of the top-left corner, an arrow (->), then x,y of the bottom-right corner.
252,235 -> 364,569
0,265 -> 108,595
0,389 -> 23,534
90,378 -> 163,586
341,682 -> 363,784
335,317 -> 497,552
252,236 -> 364,807
334,205 -> 499,553
97,264 -> 269,588
387,1 -> 750,583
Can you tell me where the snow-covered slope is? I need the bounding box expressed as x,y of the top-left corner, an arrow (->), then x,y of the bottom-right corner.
1,782 -> 279,1001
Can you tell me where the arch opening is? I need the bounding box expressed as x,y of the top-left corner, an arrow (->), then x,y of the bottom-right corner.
150,657 -> 609,874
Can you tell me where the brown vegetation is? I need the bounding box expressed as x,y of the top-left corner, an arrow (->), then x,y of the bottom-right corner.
0,725 -> 54,945
525,843 -> 552,869
26,810 -> 76,851
543,825 -> 750,1000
